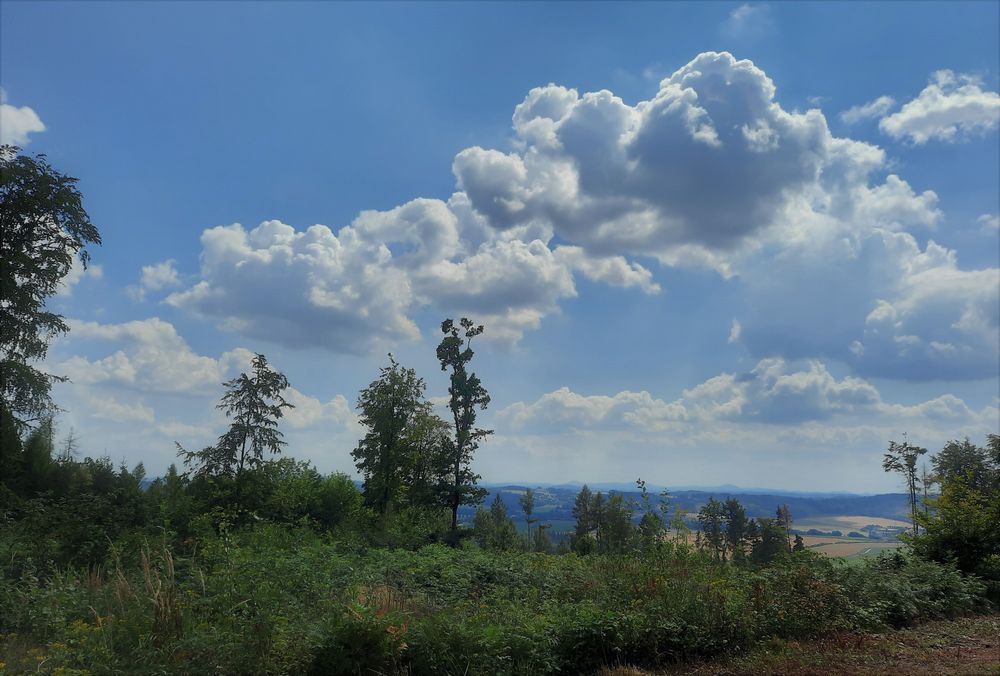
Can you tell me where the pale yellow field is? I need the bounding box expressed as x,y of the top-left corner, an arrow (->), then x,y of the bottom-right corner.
795,515 -> 911,532
800,535 -> 903,558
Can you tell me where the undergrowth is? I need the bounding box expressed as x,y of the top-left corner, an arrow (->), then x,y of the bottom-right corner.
0,525 -> 989,675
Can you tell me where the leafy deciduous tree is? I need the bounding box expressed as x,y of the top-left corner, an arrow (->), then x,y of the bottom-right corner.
352,355 -> 448,518
1,146 -> 101,430
913,435 -> 1000,593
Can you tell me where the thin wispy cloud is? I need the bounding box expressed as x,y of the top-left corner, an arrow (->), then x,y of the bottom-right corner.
841,95 -> 896,124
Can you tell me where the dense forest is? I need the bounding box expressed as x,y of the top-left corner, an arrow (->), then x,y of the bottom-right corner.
2,146 -> 999,673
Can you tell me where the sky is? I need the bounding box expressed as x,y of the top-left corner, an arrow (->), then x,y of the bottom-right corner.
2,1 -> 998,493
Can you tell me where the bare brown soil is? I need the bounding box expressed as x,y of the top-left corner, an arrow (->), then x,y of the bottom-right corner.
602,615 -> 1000,675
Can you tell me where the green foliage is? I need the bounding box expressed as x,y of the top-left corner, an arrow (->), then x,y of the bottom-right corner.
750,518 -> 789,565
474,494 -> 521,551
570,485 -> 638,555
698,497 -> 726,560
0,529 -> 988,675
1,146 -> 102,430
912,435 -> 1000,598
181,354 -> 292,482
352,355 -> 450,518
1,296 -> 996,673
436,318 -> 491,531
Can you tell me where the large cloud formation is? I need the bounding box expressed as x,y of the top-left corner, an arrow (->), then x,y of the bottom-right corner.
166,52 -> 997,381
498,357 -> 996,435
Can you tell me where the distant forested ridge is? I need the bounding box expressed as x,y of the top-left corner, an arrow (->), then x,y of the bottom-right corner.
463,485 -> 911,525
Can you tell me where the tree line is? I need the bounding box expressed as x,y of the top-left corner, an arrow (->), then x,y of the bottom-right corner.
2,144 -> 998,595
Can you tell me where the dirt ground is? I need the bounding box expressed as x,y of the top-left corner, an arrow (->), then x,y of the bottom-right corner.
602,615 -> 1000,675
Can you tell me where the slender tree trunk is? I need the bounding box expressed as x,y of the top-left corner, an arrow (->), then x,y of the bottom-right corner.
235,427 -> 249,511
450,459 -> 460,531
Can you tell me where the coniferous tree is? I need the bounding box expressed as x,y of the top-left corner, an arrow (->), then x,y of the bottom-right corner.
533,522 -> 552,553
751,518 -> 789,564
599,493 -> 635,554
723,498 -> 751,561
636,479 -> 668,550
473,493 -> 519,551
179,354 -> 292,511
19,416 -> 55,496
698,497 -> 726,560
572,484 -> 596,553
0,405 -> 23,490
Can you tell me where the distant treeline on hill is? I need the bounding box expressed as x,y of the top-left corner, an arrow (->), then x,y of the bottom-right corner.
459,485 -> 910,527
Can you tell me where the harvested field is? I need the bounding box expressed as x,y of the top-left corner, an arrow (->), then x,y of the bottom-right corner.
809,540 -> 904,557
795,515 -> 912,532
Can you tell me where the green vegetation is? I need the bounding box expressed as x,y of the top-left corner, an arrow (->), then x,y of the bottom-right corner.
0,522 -> 989,674
1,146 -> 997,674
1,145 -> 101,433
911,435 -> 1000,599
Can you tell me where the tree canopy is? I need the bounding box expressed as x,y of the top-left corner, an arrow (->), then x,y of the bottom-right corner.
0,146 -> 101,430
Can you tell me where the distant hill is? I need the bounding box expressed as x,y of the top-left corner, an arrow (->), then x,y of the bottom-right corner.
464,484 -> 910,531
140,477 -> 910,530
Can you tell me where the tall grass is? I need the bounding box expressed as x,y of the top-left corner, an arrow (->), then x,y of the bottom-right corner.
0,526 -> 989,675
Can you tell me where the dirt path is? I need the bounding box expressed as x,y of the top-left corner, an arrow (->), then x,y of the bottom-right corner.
606,616 -> 1000,675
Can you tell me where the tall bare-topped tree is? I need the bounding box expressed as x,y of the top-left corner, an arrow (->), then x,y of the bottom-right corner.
436,318 -> 491,533
776,504 -> 793,552
1,146 -> 101,432
520,487 -> 537,549
883,437 -> 927,538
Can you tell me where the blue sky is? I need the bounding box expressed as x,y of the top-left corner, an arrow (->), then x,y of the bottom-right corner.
2,1 -> 998,492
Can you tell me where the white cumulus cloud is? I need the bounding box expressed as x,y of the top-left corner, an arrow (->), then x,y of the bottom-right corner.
880,70 -> 1000,144
156,52 -> 995,382
128,260 -> 181,301
0,89 -> 46,145
58,317 -> 253,394
498,357 -> 995,435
